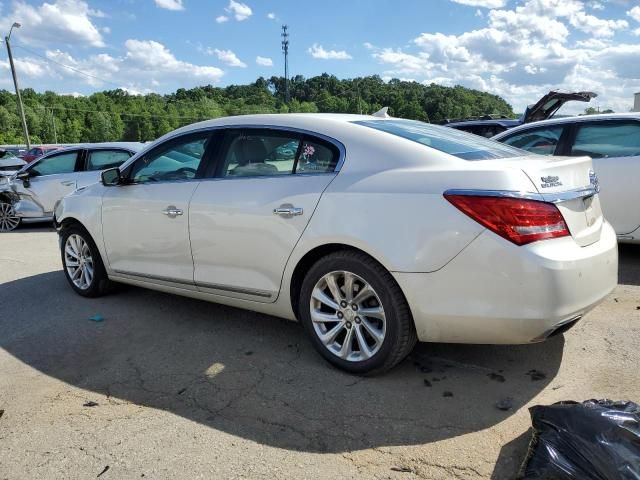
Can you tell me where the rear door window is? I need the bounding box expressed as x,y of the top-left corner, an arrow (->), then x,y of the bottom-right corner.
219,130 -> 340,178
500,126 -> 565,156
571,122 -> 640,159
222,131 -> 300,177
86,149 -> 133,171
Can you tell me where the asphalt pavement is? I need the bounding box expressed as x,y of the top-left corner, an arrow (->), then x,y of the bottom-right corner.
1,225 -> 639,479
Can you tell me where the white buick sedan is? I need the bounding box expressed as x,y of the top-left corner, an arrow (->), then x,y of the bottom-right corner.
55,113 -> 618,374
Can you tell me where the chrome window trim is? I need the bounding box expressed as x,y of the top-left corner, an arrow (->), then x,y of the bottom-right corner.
444,186 -> 598,203
199,171 -> 337,183
112,269 -> 274,299
118,124 -> 347,175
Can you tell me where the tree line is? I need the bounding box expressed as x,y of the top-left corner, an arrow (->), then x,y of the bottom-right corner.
0,74 -> 514,145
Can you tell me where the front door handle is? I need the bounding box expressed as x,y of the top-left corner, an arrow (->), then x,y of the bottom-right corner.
60,180 -> 75,186
162,206 -> 183,218
273,205 -> 303,217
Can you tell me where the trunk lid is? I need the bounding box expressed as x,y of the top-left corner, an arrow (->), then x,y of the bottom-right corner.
518,155 -> 602,246
523,91 -> 597,123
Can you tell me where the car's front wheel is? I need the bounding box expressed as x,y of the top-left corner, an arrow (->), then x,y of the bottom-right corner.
60,226 -> 110,297
0,201 -> 20,232
299,250 -> 417,375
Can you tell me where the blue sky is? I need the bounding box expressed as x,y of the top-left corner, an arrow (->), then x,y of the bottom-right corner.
1,0 -> 639,112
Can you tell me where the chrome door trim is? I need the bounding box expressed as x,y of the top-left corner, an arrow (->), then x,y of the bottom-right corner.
444,186 -> 598,203
196,281 -> 273,299
117,124 -> 347,174
112,269 -> 274,299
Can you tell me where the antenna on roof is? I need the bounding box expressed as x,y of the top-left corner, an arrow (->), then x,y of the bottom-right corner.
372,107 -> 390,118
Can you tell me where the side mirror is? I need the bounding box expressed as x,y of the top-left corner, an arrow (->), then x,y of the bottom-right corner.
101,167 -> 122,186
16,170 -> 31,187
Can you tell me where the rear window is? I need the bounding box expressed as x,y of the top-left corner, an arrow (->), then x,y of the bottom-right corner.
353,119 -> 526,160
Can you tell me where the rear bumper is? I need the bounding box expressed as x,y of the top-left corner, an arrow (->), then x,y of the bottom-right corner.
394,223 -> 618,344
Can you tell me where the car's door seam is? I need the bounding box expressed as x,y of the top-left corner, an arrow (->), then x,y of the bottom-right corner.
272,171 -> 342,303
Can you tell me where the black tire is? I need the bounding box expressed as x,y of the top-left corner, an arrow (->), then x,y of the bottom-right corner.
60,224 -> 111,297
0,201 -> 21,232
298,250 -> 417,375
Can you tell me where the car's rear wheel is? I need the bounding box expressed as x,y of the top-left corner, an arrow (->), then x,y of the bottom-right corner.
60,226 -> 110,297
299,250 -> 417,375
0,201 -> 20,232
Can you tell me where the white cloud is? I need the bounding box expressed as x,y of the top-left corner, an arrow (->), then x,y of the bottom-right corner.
569,11 -> 627,38
225,0 -> 252,21
628,6 -> 640,23
123,40 -> 224,80
154,0 -> 184,11
0,0 -> 105,47
0,56 -> 50,78
370,0 -> 639,113
267,12 -> 276,20
450,0 -> 507,8
215,15 -> 229,23
206,48 -> 246,67
14,40 -> 225,93
308,43 -> 352,60
256,56 -> 273,66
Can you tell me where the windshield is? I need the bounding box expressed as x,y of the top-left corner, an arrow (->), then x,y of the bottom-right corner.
354,119 -> 528,160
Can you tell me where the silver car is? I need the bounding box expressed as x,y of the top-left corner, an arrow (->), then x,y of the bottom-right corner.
0,142 -> 144,231
54,114 -> 616,374
493,113 -> 640,243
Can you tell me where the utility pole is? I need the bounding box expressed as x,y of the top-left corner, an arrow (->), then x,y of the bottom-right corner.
4,22 -> 31,149
49,108 -> 58,144
281,25 -> 290,104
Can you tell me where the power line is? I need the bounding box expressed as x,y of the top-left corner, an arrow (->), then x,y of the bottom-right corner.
12,43 -> 124,88
46,105 -> 208,121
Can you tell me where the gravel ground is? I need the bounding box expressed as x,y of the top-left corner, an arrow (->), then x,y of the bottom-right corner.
1,226 -> 639,479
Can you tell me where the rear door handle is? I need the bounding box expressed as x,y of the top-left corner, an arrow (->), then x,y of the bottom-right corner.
162,206 -> 183,218
273,206 -> 303,217
60,180 -> 75,186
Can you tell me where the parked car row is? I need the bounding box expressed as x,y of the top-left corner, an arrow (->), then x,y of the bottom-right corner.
444,90 -> 597,137
50,112 -> 617,374
491,113 -> 640,243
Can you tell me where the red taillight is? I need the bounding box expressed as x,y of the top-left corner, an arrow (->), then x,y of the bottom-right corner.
444,194 -> 570,246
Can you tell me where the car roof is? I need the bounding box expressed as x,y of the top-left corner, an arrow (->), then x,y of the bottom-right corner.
146,113 -> 393,148
493,112 -> 640,139
56,142 -> 146,153
172,113 -> 376,131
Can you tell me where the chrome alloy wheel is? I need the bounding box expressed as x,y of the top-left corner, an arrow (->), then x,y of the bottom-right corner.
64,234 -> 94,290
0,202 -> 20,232
310,270 -> 387,362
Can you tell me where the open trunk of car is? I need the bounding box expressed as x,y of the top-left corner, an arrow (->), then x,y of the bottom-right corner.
523,91 -> 597,124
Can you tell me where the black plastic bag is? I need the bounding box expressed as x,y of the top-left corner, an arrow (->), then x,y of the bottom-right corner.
518,399 -> 640,479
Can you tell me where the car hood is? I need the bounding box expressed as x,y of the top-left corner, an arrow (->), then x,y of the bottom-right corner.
522,91 -> 597,123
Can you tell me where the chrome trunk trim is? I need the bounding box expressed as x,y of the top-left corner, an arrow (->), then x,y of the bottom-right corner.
444,186 -> 598,203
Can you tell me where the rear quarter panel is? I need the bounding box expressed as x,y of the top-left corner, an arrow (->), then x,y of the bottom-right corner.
288,136 -> 540,274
